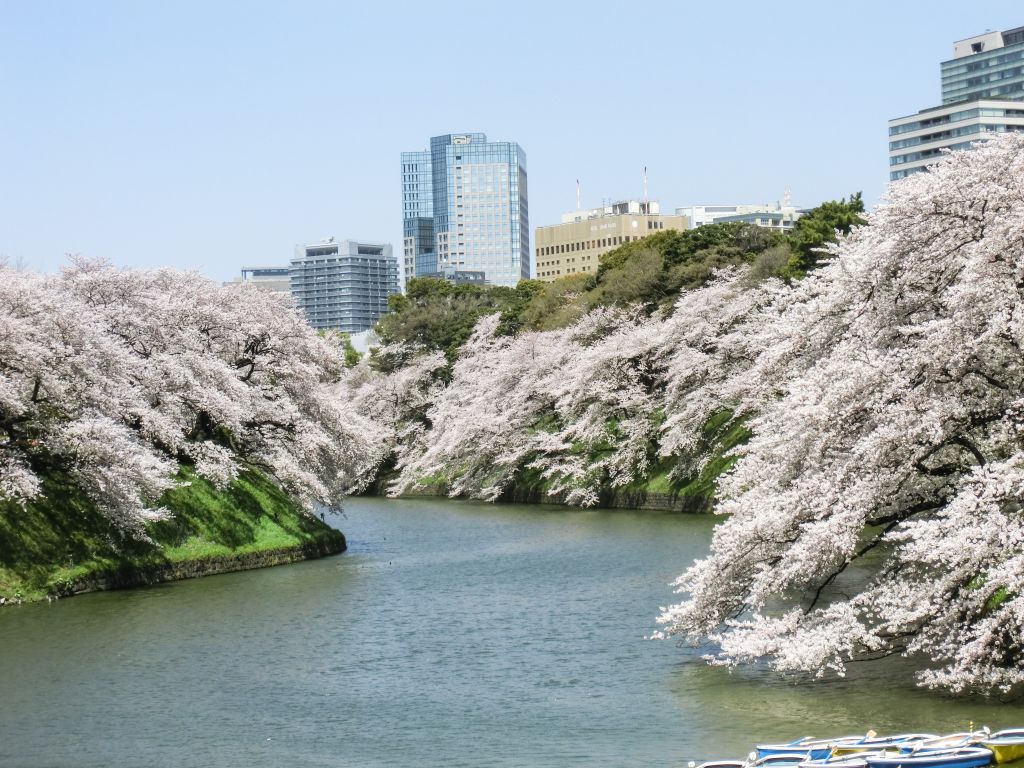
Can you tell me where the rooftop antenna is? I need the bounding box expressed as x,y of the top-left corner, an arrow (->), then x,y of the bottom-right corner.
576,179 -> 581,211
643,166 -> 648,203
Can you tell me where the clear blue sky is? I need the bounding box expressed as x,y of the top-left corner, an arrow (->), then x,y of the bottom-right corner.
2,1 -> 1022,282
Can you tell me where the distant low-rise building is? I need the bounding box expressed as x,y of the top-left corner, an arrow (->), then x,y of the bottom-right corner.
226,266 -> 291,293
534,200 -> 686,283
290,238 -> 399,333
420,266 -> 488,286
677,195 -> 803,232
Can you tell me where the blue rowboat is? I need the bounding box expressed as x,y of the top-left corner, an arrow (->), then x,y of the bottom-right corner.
693,754 -> 876,768
757,738 -> 863,762
758,736 -> 928,762
905,733 -> 988,754
865,747 -> 994,768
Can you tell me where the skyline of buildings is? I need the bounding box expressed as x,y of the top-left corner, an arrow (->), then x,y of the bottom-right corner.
402,133 -> 529,288
229,22 -> 1024,333
13,7 -> 1024,292
889,25 -> 1024,180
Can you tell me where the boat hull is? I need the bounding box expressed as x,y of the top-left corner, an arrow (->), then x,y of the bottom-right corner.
866,749 -> 993,768
983,744 -> 1024,765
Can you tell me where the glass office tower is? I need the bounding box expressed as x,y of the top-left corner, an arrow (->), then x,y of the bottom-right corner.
401,133 -> 529,287
400,150 -> 434,285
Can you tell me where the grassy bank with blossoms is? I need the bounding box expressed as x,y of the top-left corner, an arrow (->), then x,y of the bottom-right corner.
497,409 -> 751,512
0,259 -> 382,602
377,411 -> 750,513
0,464 -> 344,603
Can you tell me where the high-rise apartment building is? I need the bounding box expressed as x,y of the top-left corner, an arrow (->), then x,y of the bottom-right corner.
401,133 -> 529,287
534,200 -> 686,282
889,26 -> 1024,180
942,27 -> 1024,104
290,238 -> 399,333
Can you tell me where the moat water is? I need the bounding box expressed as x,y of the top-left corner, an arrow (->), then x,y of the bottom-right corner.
0,497 -> 1020,767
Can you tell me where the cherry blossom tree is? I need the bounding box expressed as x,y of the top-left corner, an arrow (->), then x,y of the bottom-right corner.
526,307 -> 663,505
653,271 -> 784,479
388,313 -> 565,500
657,133 -> 1024,694
0,259 -> 384,534
382,274 -> 779,506
338,343 -> 447,483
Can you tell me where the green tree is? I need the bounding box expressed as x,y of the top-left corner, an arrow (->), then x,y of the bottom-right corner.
785,192 -> 866,275
494,279 -> 547,335
589,223 -> 786,310
374,278 -> 519,360
512,274 -> 595,332
339,333 -> 362,368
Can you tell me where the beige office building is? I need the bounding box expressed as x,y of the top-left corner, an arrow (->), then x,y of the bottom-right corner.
534,200 -> 687,282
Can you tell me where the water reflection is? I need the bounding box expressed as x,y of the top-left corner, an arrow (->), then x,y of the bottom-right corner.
0,498 -> 1020,768
669,654 -> 1024,760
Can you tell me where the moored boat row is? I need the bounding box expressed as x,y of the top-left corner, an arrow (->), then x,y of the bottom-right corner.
689,728 -> 1024,768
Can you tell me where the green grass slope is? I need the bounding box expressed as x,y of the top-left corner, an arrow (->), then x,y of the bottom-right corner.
0,465 -> 344,603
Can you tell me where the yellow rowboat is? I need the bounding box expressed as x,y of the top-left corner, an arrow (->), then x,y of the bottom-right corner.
981,730 -> 1024,765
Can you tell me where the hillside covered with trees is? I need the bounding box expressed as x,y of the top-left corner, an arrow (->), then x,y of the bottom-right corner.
366,191 -> 866,507
0,260 -> 383,598
356,135 -> 1024,693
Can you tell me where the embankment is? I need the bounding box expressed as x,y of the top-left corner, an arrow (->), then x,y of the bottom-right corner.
0,464 -> 345,604
54,535 -> 345,598
370,467 -> 716,513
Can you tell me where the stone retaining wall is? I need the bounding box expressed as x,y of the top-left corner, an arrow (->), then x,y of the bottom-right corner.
395,483 -> 710,513
499,485 -> 711,513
